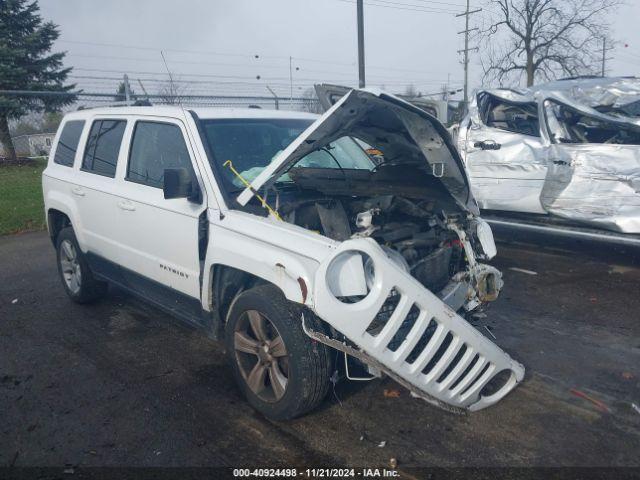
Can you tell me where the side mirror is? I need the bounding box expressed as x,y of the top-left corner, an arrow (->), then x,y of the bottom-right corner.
163,168 -> 202,204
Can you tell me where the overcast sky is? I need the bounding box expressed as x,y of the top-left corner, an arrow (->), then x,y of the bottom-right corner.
38,0 -> 640,100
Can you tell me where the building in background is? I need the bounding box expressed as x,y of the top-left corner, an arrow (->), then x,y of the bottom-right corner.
10,133 -> 56,157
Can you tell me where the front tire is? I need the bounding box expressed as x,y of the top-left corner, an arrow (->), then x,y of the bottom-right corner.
225,284 -> 331,420
56,227 -> 107,303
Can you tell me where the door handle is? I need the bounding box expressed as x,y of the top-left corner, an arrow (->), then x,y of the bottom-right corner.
71,187 -> 85,197
117,200 -> 136,211
474,140 -> 502,150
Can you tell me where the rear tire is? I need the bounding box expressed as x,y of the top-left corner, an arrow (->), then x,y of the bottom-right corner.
56,227 -> 107,303
225,284 -> 331,420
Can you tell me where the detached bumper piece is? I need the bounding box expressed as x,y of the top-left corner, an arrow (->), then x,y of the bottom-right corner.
313,239 -> 524,412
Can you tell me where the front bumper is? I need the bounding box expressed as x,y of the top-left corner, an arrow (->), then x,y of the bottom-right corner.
312,238 -> 524,412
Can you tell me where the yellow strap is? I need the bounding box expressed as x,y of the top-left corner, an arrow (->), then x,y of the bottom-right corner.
223,160 -> 282,221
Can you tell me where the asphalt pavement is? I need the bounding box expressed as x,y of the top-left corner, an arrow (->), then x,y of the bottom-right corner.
1,231 -> 639,470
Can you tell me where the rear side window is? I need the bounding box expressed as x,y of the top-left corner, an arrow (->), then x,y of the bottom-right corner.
81,119 -> 126,177
53,120 -> 85,167
544,99 -> 640,145
127,121 -> 193,188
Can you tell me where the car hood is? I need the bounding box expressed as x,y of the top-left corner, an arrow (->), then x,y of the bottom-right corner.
236,88 -> 478,215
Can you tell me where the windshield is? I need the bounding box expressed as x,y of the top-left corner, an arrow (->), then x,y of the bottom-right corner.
200,118 -> 374,190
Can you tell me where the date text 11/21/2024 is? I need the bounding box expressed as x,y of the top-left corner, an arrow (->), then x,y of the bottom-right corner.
232,468 -> 400,478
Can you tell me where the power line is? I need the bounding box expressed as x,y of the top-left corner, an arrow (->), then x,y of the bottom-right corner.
336,0 -> 459,14
70,66 -> 456,84
58,39 -> 281,59
62,46 -> 460,78
59,38 -> 466,77
360,0 -> 459,13
66,52 -> 452,79
400,0 -> 469,7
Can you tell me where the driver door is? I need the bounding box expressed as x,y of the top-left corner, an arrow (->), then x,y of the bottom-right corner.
462,93 -> 547,213
113,116 -> 207,302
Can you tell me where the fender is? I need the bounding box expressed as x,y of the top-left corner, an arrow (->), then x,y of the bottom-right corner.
43,181 -> 87,251
201,213 -> 332,310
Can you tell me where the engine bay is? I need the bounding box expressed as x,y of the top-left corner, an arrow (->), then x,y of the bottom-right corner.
271,164 -> 476,296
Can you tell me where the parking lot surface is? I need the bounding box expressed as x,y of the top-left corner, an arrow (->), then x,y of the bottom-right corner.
1,231 -> 639,469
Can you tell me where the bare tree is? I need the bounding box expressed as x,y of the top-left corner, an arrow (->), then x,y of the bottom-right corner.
300,88 -> 323,114
480,0 -> 621,86
157,80 -> 188,105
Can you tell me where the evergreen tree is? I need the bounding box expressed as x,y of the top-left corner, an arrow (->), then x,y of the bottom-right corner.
0,0 -> 74,162
114,82 -> 136,102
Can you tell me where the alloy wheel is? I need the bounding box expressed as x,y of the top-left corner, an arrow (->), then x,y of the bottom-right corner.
59,239 -> 82,294
233,309 -> 289,402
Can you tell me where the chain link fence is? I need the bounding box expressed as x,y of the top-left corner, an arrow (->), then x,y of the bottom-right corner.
0,90 -> 323,113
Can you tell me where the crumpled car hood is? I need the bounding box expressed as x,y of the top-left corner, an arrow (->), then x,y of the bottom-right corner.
237,88 -> 478,215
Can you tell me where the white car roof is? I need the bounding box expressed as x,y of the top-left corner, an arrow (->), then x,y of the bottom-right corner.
61,106 -> 320,121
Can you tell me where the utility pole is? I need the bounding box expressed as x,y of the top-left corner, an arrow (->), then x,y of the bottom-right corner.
601,38 -> 614,77
602,38 -> 606,76
357,0 -> 365,88
289,56 -> 293,102
456,0 -> 481,110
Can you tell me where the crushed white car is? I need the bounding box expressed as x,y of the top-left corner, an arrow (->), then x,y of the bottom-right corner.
458,77 -> 640,233
43,88 -> 523,420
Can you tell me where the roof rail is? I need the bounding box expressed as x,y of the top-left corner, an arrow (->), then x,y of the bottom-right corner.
76,99 -> 153,110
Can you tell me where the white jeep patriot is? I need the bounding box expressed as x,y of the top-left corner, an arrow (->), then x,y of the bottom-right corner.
42,89 -> 524,420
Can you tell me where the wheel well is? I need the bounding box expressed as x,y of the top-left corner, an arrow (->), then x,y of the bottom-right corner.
211,264 -> 282,326
47,209 -> 71,245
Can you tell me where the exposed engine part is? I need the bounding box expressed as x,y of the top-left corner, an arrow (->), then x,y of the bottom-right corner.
283,193 -> 481,300
317,202 -> 351,241
354,208 -> 380,238
411,246 -> 453,292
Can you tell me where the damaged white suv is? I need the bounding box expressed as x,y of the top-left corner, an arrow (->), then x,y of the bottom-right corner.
43,89 -> 523,420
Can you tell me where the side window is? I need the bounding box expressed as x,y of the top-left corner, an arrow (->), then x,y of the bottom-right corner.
53,120 -> 85,167
127,121 -> 193,188
81,119 -> 126,177
544,100 -> 640,145
478,93 -> 540,137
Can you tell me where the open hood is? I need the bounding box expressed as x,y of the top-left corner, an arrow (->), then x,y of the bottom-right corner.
237,88 -> 477,215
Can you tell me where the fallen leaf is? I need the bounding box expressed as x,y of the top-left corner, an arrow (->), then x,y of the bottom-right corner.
383,389 -> 401,398
570,388 -> 609,413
